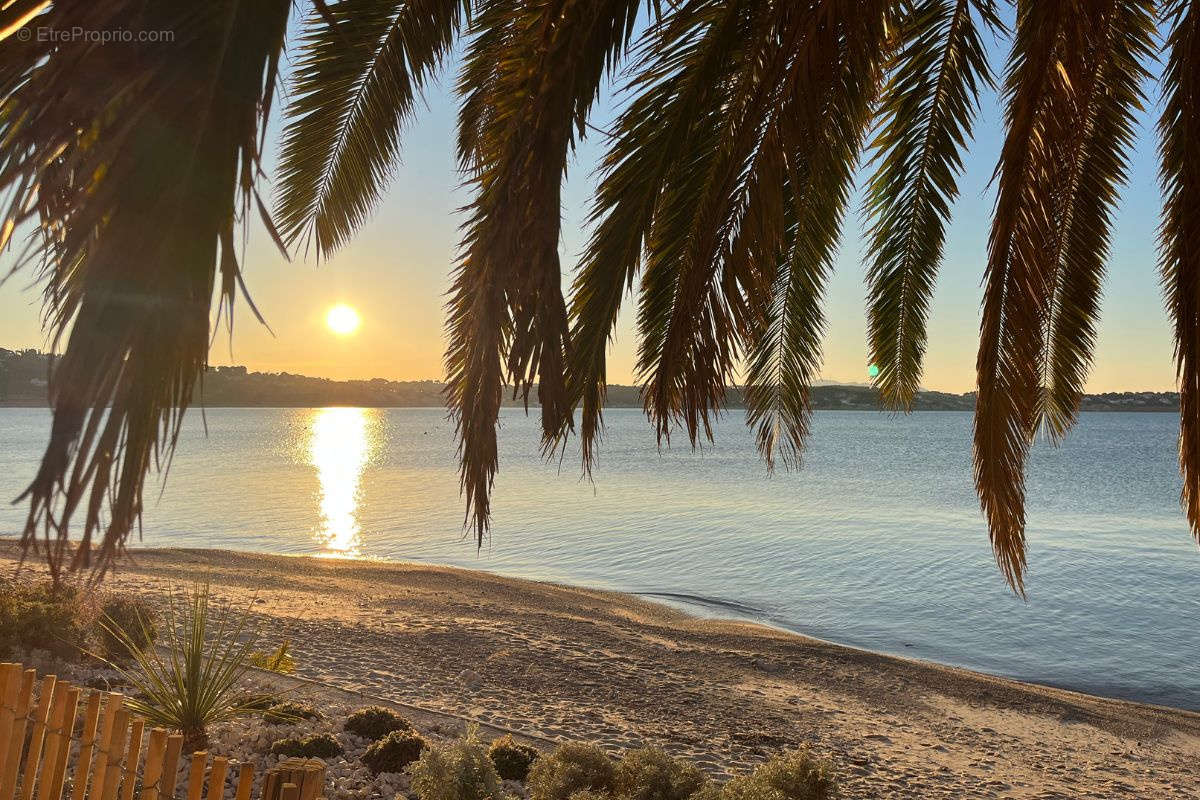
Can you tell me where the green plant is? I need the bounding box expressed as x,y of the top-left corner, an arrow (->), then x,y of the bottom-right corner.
362,730 -> 428,775
344,706 -> 411,740
527,742 -> 615,800
235,693 -> 276,712
724,751 -> 837,800
0,578 -> 91,660
97,593 -> 157,661
488,734 -> 540,782
568,792 -> 614,800
614,748 -> 707,800
270,732 -> 344,759
101,583 -> 264,753
264,701 -> 322,724
409,728 -> 502,800
249,640 -> 296,674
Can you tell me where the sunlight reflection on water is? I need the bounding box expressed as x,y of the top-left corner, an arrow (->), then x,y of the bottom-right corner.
309,407 -> 378,558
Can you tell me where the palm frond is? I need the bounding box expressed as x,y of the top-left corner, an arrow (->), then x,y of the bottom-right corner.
1039,0 -> 1153,439
1,0 -> 290,581
446,0 -> 644,543
275,0 -> 465,258
975,0 -> 1152,594
567,0 -> 756,470
740,0 -> 895,469
635,2 -> 803,451
864,0 -> 1000,410
1159,0 -> 1200,542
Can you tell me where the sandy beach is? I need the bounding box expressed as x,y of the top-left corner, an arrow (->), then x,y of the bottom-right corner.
3,545 -> 1197,799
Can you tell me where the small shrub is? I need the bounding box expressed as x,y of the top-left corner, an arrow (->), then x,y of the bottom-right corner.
0,579 -> 91,660
264,702 -> 322,724
344,706 -> 411,740
270,732 -> 344,759
527,742 -> 615,800
724,751 -> 837,800
249,641 -> 296,674
568,792 -> 613,800
97,593 -> 158,661
489,735 -> 540,781
362,730 -> 428,774
614,748 -> 707,800
408,729 -> 502,800
720,776 -> 786,800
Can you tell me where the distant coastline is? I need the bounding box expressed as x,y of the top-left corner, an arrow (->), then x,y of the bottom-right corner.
1,347 -> 1180,411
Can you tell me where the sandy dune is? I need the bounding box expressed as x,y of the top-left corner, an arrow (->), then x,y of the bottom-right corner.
3,546 -> 1197,799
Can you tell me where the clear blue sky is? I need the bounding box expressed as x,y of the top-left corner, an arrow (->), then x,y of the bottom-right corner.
0,8 -> 1177,392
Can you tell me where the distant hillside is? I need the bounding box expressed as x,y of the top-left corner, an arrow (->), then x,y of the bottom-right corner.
0,348 -> 1180,412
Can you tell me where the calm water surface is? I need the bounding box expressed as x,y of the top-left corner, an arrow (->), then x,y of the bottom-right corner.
1,407 -> 1197,709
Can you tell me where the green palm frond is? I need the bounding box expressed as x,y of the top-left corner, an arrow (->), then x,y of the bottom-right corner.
635,1 -> 799,451
1,0 -> 290,581
567,0 -> 756,470
446,0 -> 644,543
275,0 -> 465,258
1159,0 -> 1200,541
864,0 -> 1000,410
742,0 -> 894,469
976,0 -> 1153,594
1038,0 -> 1153,440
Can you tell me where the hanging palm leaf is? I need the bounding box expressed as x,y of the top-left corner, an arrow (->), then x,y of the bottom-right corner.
1159,0 -> 1200,543
446,0 -> 643,543
1,0 -> 291,580
976,0 -> 1154,592
864,0 -> 1001,410
275,0 -> 467,257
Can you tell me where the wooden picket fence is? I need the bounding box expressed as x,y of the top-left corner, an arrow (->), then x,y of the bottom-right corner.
0,664 -> 327,800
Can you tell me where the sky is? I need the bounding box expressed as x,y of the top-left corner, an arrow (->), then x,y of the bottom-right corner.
0,9 -> 1179,393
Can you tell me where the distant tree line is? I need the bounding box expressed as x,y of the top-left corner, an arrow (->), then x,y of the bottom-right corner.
0,349 -> 1181,412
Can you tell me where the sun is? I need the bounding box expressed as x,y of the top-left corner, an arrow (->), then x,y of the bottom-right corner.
326,304 -> 361,336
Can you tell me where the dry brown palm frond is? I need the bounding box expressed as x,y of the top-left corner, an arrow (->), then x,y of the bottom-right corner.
1159,0 -> 1200,542
446,0 -> 644,543
1,0 -> 290,581
864,0 -> 1001,410
976,0 -> 1153,593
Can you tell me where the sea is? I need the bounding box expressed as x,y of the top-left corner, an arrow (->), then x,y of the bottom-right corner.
1,407 -> 1197,710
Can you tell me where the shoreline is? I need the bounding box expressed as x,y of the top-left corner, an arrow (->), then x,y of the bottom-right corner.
3,544 -> 1198,798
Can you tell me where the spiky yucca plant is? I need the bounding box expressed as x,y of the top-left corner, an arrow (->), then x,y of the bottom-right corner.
100,584 -> 266,752
2,0 -> 1198,594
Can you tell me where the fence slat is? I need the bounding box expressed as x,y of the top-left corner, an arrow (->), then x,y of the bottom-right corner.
183,754 -> 205,800
278,785 -> 298,800
139,729 -> 168,800
232,764 -> 252,800
70,692 -> 104,800
90,695 -> 125,800
98,709 -> 130,800
37,684 -> 78,800
0,664 -> 20,780
0,670 -> 35,800
158,736 -> 182,800
16,675 -> 57,800
118,720 -> 145,800
203,759 -> 226,800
